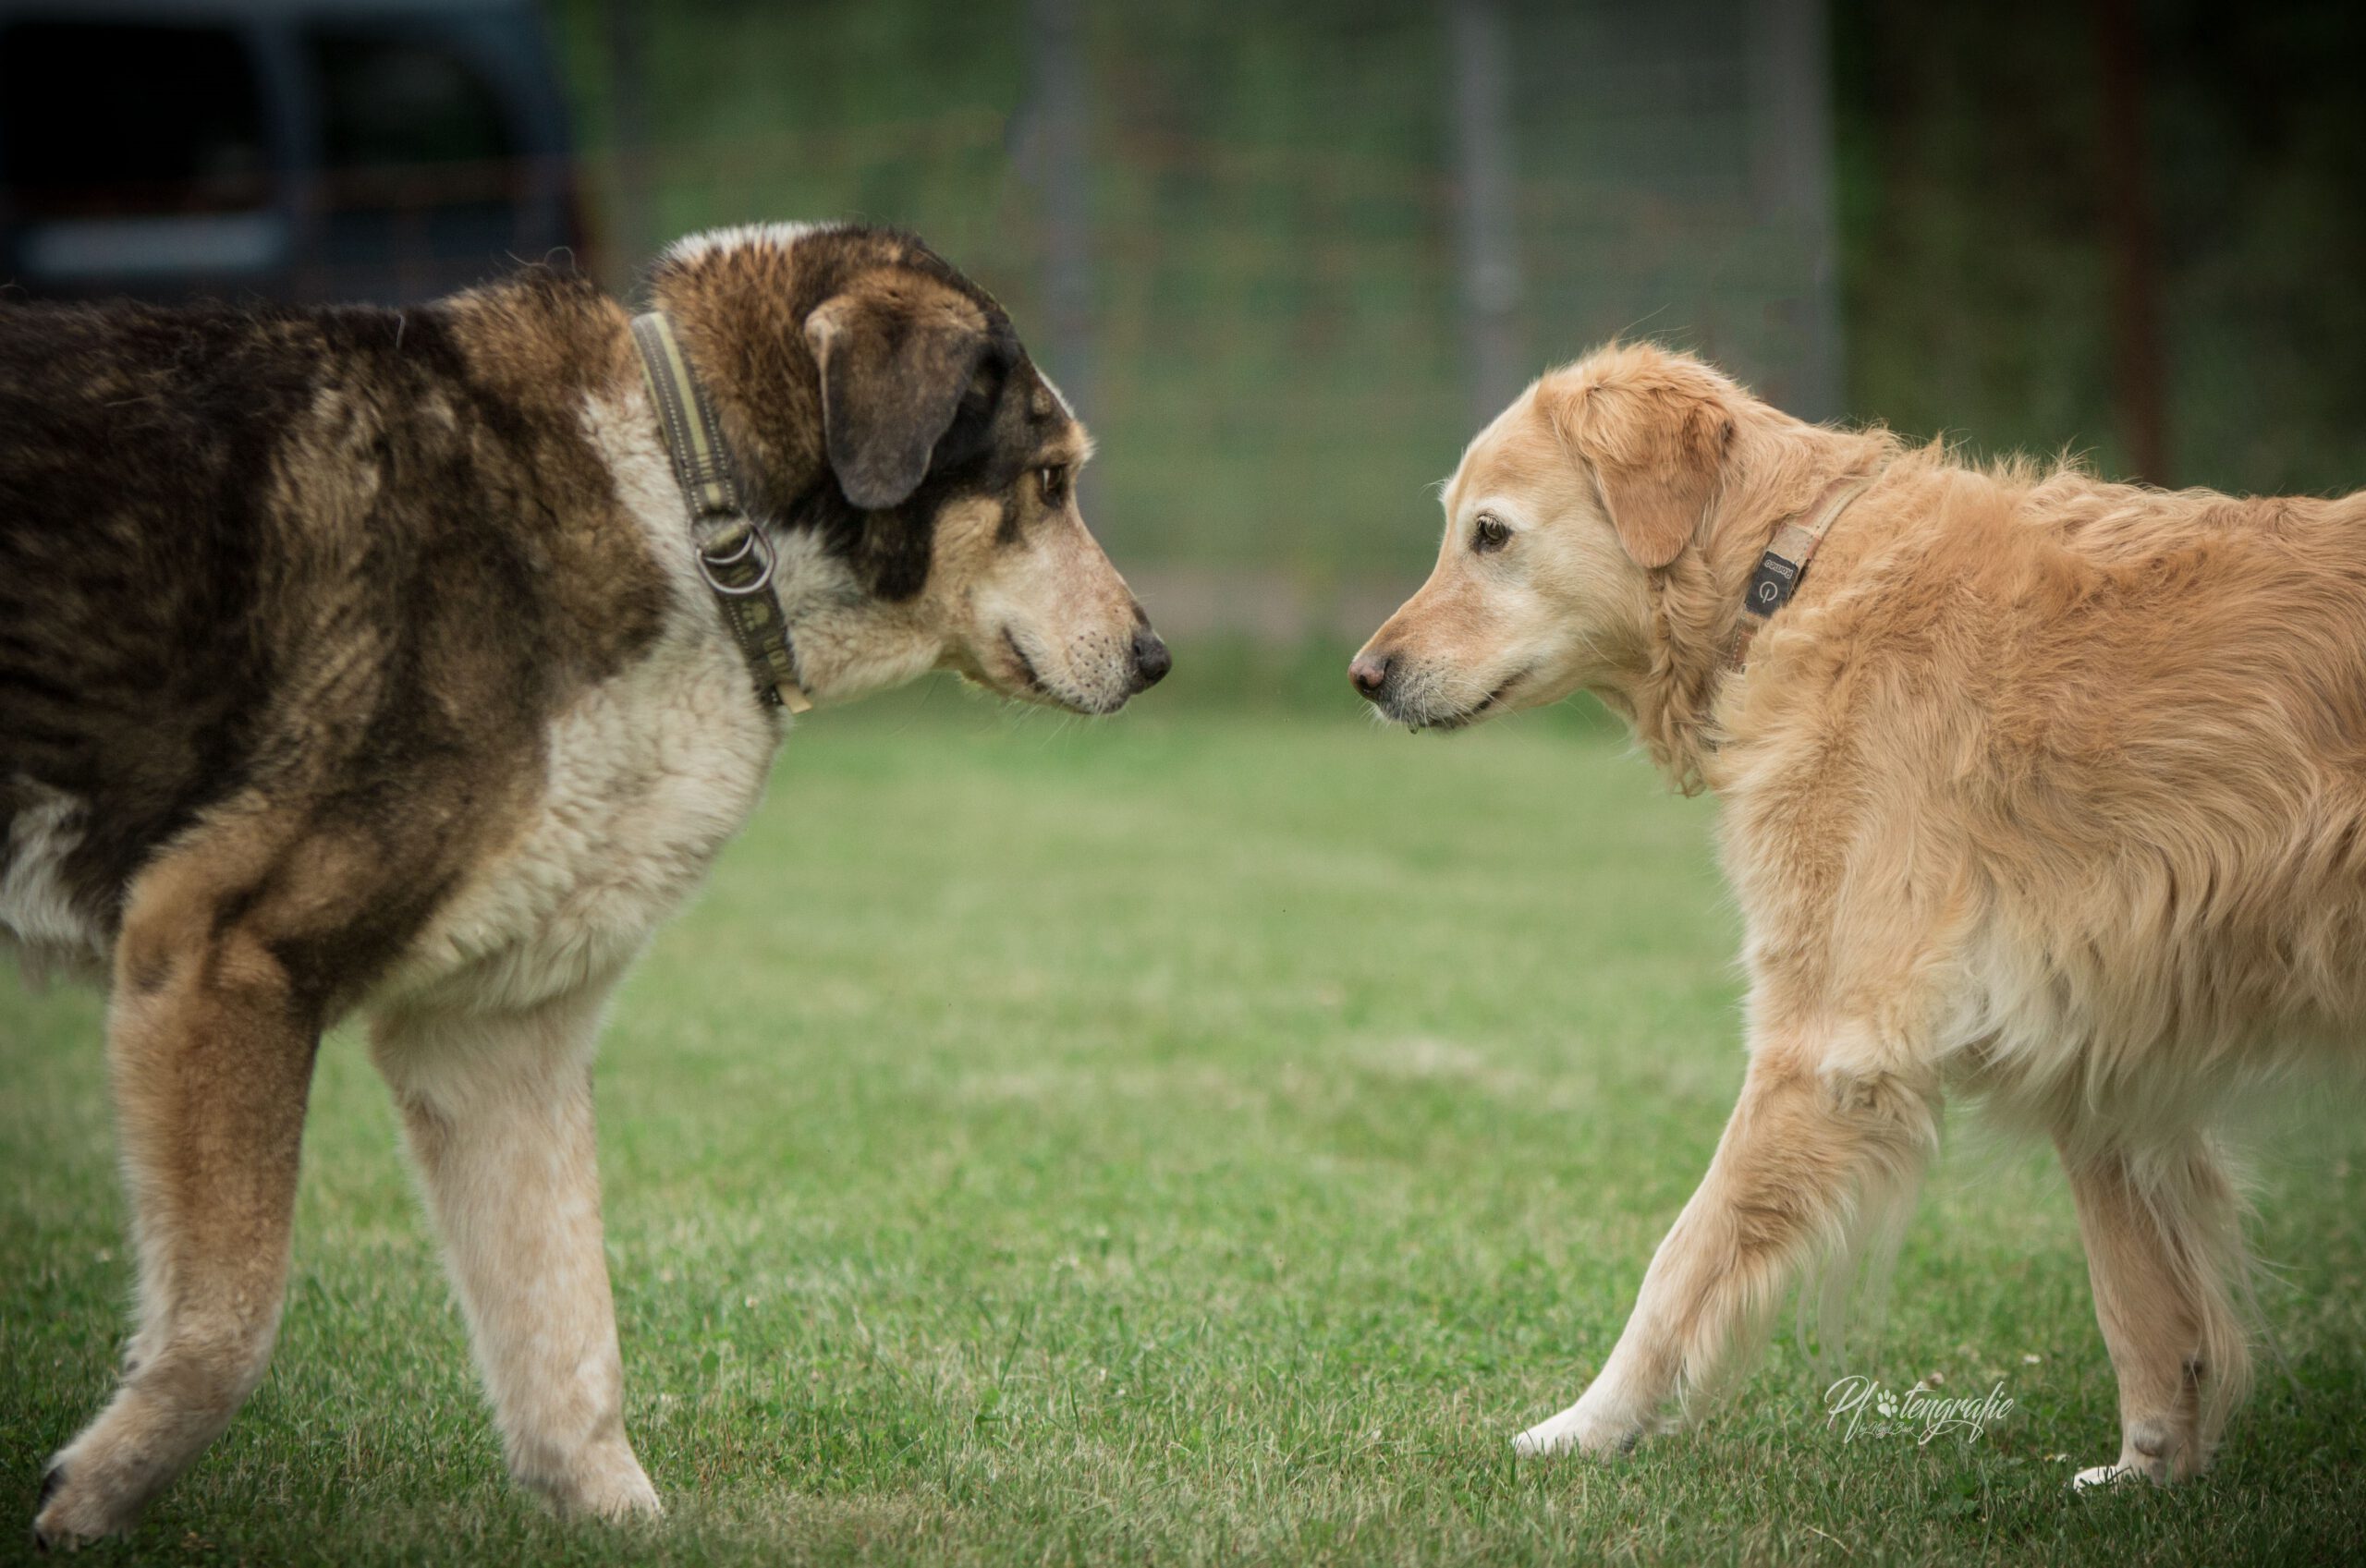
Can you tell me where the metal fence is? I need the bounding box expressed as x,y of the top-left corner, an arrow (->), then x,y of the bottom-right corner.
10,1 -> 2360,632
556,0 -> 1845,623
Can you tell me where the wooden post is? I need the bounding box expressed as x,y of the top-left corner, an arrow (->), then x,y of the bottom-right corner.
1450,0 -> 1522,429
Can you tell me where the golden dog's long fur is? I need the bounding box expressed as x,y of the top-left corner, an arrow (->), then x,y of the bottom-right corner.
1355,342 -> 2366,1484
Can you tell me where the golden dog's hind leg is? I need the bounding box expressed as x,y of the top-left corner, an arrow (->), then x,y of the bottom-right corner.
2059,1137 -> 2250,1488
371,981 -> 660,1519
34,894 -> 322,1546
1516,1038 -> 1938,1456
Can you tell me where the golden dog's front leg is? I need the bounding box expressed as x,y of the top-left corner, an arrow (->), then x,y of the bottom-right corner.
2058,1137 -> 2251,1488
372,982 -> 660,1519
1517,1038 -> 1939,1457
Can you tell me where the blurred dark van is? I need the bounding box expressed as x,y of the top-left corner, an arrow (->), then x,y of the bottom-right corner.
0,0 -> 587,304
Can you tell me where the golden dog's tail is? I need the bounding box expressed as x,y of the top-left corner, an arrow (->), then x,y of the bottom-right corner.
2128,1136 -> 2260,1457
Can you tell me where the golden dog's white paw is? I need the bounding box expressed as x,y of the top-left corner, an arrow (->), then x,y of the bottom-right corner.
1513,1394 -> 1646,1457
2072,1463 -> 2145,1489
2072,1417 -> 2189,1489
2072,1449 -> 2177,1489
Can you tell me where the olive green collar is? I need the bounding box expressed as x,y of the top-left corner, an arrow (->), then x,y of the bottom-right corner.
629,311 -> 812,713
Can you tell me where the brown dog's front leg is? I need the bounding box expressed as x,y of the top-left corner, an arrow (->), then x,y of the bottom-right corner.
1517,1038 -> 1938,1456
372,980 -> 659,1519
35,887 -> 322,1546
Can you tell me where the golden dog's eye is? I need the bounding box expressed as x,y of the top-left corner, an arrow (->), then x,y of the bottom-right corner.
1037,466 -> 1069,505
1472,515 -> 1511,553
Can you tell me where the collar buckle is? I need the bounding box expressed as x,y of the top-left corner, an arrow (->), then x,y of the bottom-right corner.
695,525 -> 778,599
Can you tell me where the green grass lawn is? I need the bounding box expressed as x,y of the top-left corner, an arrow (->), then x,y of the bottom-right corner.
6,682 -> 2365,1564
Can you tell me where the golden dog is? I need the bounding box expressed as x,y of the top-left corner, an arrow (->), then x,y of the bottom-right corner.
1354,341 -> 2366,1485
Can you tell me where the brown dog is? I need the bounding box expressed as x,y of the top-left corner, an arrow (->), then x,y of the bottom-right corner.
1354,341 -> 2366,1485
4,222 -> 1167,1544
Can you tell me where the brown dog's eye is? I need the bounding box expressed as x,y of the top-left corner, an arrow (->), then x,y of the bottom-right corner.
1472,515 -> 1511,553
1038,466 -> 1070,505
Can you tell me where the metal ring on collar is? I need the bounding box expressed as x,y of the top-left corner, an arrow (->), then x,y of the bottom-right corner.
698,525 -> 776,597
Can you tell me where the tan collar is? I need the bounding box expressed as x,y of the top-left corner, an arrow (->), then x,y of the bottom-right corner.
1723,468 -> 1886,673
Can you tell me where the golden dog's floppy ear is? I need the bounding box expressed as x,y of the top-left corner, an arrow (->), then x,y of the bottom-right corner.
1546,361 -> 1735,569
804,287 -> 989,510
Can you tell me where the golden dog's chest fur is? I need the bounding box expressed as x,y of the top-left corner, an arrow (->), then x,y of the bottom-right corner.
1359,340 -> 2366,1484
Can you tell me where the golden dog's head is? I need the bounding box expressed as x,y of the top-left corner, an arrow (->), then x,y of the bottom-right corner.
1351,343 -> 1739,729
654,224 -> 1168,716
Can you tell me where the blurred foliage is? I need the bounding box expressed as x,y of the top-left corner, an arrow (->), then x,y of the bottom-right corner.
1836,0 -> 2366,494
548,0 -> 2366,586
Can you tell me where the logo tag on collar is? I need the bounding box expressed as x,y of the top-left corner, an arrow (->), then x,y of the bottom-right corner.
1745,551 -> 1803,618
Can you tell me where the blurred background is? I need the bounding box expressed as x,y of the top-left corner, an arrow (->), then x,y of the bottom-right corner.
3,0 -> 2360,650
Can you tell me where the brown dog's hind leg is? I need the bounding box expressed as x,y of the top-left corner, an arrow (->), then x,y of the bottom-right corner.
1516,1037 -> 1939,1456
2059,1137 -> 2250,1487
371,982 -> 660,1519
34,869 -> 322,1547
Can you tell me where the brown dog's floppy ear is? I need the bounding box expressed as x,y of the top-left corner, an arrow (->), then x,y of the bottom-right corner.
804,290 -> 989,510
1548,368 -> 1735,569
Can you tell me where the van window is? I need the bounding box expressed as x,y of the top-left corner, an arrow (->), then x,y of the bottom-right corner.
309,33 -> 513,171
0,22 -> 272,217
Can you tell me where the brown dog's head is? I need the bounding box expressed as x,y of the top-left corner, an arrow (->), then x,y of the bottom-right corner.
1350,343 -> 1739,729
652,224 -> 1167,714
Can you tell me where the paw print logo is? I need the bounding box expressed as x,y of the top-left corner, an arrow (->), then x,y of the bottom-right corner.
1875,1390 -> 1899,1419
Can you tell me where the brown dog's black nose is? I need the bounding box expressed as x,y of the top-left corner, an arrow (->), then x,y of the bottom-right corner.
1131,626 -> 1172,688
1349,651 -> 1391,700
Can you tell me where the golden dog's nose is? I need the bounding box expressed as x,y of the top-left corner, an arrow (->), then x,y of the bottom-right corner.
1349,651 -> 1391,700
1131,627 -> 1172,688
